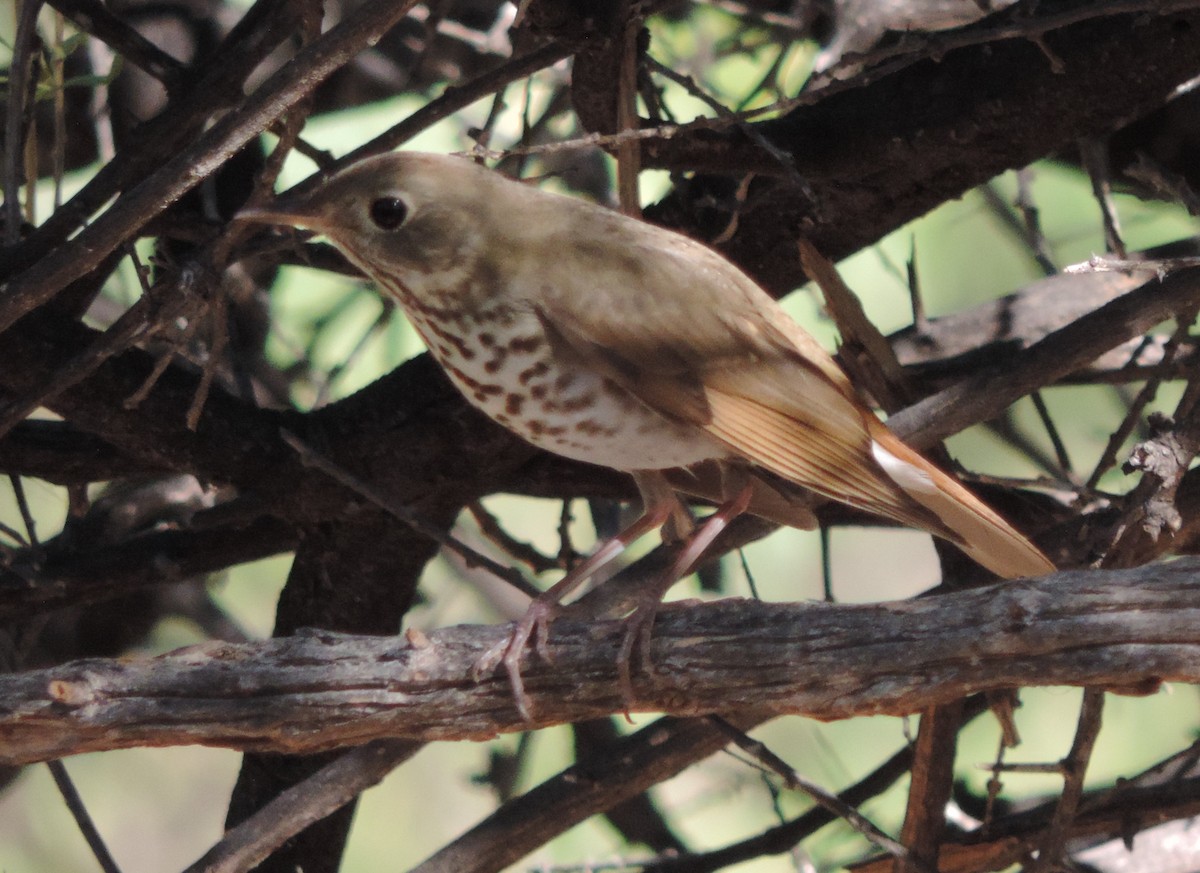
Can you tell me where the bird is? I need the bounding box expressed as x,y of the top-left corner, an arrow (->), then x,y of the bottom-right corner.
239,151 -> 1054,718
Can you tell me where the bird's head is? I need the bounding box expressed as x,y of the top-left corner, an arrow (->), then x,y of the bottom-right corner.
239,152 -> 505,306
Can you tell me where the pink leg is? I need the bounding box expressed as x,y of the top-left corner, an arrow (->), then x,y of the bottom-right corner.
616,484 -> 753,709
474,499 -> 675,721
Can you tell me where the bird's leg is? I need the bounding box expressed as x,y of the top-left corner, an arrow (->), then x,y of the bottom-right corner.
616,483 -> 754,709
475,477 -> 681,721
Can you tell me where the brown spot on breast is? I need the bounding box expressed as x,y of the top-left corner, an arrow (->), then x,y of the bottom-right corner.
506,393 -> 524,415
575,419 -> 617,436
483,347 -> 508,373
554,372 -> 576,391
477,332 -> 496,347
424,319 -> 477,360
530,384 -> 548,400
508,335 -> 544,354
559,392 -> 597,413
447,367 -> 482,392
524,420 -> 566,438
518,361 -> 551,384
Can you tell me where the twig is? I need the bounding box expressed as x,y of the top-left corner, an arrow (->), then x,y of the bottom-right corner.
181,740 -> 420,873
798,238 -> 910,411
984,762 -> 1067,774
1030,689 -> 1105,871
895,702 -> 963,873
8,474 -> 39,548
3,0 -> 44,245
467,501 -> 561,574
616,7 -> 643,217
0,0 -> 423,335
46,760 -> 123,873
887,267 -> 1200,449
1030,391 -> 1074,479
311,301 -> 394,408
410,715 -> 769,873
980,178 -> 1057,277
905,241 -> 927,332
340,41 -> 571,169
47,0 -> 186,87
654,698 -> 986,872
0,259 -> 200,442
279,430 -> 541,599
1079,137 -> 1127,259
1085,311 -> 1195,490
707,716 -> 921,870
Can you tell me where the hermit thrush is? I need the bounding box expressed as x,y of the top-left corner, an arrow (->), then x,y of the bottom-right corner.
241,151 -> 1054,717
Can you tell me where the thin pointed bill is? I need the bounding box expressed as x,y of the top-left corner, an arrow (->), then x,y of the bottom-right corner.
236,198 -> 334,234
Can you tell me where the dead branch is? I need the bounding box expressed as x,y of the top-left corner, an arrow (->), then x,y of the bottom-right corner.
2,560 -> 1197,765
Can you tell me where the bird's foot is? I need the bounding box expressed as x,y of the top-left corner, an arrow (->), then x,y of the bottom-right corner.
473,597 -> 562,722
615,596 -> 662,714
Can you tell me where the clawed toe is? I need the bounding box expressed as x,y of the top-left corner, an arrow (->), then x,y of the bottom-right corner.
616,602 -> 660,712
473,598 -> 563,722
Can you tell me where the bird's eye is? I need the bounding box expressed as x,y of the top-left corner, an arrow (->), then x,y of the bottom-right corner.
369,196 -> 408,230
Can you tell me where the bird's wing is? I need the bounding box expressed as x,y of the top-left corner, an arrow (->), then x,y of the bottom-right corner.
532,235 -> 943,530
533,230 -> 1053,578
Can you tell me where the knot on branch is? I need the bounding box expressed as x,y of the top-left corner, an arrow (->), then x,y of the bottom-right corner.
1122,412 -> 1196,540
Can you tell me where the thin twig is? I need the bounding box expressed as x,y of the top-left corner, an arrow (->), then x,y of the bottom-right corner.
48,0 -> 185,84
0,0 -> 424,335
467,501 -> 561,574
0,257 -> 201,442
1079,138 -> 1127,259
979,175 -> 1056,276
706,716 -> 925,871
1030,689 -> 1105,871
4,0 -> 44,245
8,474 -> 39,548
1085,312 -> 1194,490
1030,390 -> 1074,479
279,429 -> 541,599
181,740 -> 420,873
46,760 -> 124,873
340,41 -> 571,168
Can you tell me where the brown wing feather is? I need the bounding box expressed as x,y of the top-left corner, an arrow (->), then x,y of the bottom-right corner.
699,380 -> 949,532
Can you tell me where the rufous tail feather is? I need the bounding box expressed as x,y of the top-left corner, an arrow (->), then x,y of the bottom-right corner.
867,421 -> 1054,579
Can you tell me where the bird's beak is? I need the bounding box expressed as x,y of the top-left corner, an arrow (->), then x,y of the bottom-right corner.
236,193 -> 334,234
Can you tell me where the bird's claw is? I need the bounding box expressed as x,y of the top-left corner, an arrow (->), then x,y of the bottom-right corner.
473,598 -> 562,722
616,600 -> 660,714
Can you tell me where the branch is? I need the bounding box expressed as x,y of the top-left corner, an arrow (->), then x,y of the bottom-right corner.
185,739 -> 422,873
647,2 -> 1200,294
2,560 -> 1197,765
0,0 -> 422,334
888,267 -> 1200,447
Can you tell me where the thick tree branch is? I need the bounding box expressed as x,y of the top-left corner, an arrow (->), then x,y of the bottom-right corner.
647,1 -> 1200,294
1,560 -> 1195,764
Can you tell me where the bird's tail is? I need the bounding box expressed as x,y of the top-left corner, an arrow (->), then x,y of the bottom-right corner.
867,421 -> 1055,579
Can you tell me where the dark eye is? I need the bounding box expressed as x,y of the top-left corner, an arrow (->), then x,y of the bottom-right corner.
369,197 -> 408,230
